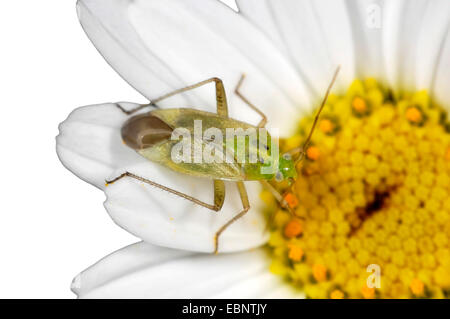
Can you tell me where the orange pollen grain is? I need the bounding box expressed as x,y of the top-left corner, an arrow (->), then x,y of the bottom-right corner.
284,192 -> 299,209
361,285 -> 375,299
330,289 -> 344,299
410,278 -> 424,296
284,219 -> 303,238
445,148 -> 450,161
352,97 -> 367,113
288,244 -> 304,262
312,264 -> 327,282
306,146 -> 320,160
319,119 -> 334,133
406,107 -> 422,123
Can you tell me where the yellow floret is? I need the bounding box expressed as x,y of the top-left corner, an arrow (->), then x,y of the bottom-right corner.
284,219 -> 303,239
319,118 -> 335,134
406,106 -> 423,124
352,96 -> 368,114
330,289 -> 345,299
306,146 -> 321,160
312,264 -> 328,282
410,278 -> 425,296
288,244 -> 304,262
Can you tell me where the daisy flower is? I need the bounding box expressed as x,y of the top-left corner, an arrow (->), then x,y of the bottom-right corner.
58,0 -> 450,298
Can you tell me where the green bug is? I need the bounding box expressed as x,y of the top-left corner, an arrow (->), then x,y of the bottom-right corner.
107,68 -> 340,253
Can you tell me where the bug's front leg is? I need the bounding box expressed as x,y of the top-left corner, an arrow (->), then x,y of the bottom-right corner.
259,180 -> 303,233
260,180 -> 296,216
214,181 -> 250,254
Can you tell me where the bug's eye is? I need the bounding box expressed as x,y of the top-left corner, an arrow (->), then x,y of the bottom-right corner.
275,171 -> 283,182
121,113 -> 173,150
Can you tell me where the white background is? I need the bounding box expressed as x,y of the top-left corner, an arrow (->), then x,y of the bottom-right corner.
0,0 -> 237,298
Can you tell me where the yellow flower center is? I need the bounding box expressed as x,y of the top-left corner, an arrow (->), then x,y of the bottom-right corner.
264,78 -> 450,299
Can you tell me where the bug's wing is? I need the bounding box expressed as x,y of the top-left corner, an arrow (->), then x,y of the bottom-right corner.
143,108 -> 258,180
139,137 -> 245,181
170,136 -> 245,181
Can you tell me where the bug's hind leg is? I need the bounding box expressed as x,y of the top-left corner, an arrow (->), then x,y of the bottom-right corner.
115,77 -> 229,116
234,74 -> 267,128
106,172 -> 226,212
214,181 -> 250,254
114,102 -> 159,116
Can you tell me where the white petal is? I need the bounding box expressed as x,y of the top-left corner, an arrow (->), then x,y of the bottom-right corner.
57,103 -> 268,253
414,0 -> 450,91
77,0 -> 313,135
432,24 -> 450,108
345,0 -> 386,79
236,0 -> 356,96
73,242 -> 303,299
383,0 -> 450,92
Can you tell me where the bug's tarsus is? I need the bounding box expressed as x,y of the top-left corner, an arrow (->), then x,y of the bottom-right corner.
214,181 -> 250,254
105,172 -> 128,185
234,74 -> 267,128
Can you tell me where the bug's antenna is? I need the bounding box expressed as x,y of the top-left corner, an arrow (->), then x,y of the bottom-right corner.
264,68 -> 341,229
295,66 -> 341,165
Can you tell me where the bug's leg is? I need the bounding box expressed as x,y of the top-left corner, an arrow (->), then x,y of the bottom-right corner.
260,180 -> 296,216
214,181 -> 250,254
259,180 -> 302,233
115,77 -> 228,116
153,77 -> 230,117
234,74 -> 267,128
114,102 -> 159,116
213,179 -> 226,211
105,172 -> 226,212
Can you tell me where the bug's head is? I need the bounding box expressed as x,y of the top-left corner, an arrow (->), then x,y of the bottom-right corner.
274,153 -> 297,182
121,113 -> 173,150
